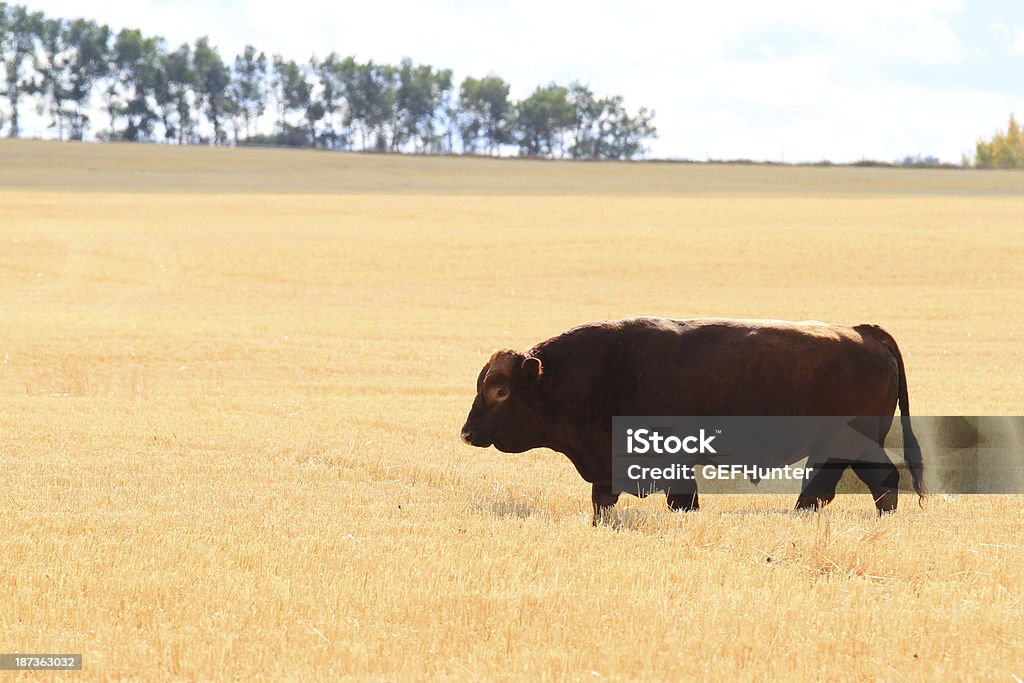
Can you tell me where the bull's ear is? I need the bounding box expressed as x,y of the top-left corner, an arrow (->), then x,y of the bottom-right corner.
522,356 -> 543,381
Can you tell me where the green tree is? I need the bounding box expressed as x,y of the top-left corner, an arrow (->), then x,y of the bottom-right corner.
155,43 -> 192,144
105,28 -> 163,141
271,54 -> 314,144
606,102 -> 656,160
513,83 -> 574,157
312,52 -> 350,149
222,89 -> 242,144
302,64 -> 325,147
0,3 -> 660,156
567,81 -> 599,159
231,45 -> 266,139
567,82 -> 656,160
1,3 -> 43,138
0,2 -> 6,133
395,58 -> 452,152
439,91 -> 458,154
975,115 -> 1024,168
192,37 -> 230,144
63,18 -> 110,140
331,59 -> 398,151
352,60 -> 398,151
335,56 -> 368,147
34,16 -> 71,139
458,75 -> 511,155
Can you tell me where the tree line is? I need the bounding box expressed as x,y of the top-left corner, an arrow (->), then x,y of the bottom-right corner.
972,115 -> 1024,168
0,3 -> 657,159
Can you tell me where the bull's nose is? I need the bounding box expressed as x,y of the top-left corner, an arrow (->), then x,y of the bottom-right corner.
460,429 -> 473,445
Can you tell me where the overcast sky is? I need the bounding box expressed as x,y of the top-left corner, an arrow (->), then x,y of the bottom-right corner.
20,0 -> 1024,162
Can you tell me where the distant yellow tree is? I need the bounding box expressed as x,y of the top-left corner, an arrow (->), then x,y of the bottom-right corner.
975,115 -> 1024,168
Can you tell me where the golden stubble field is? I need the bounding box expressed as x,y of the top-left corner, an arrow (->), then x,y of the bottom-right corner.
0,140 -> 1022,680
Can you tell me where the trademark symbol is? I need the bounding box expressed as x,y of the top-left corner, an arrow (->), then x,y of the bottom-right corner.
716,429 -> 722,434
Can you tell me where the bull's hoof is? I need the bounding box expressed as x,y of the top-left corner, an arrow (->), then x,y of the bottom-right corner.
794,494 -> 835,511
592,504 -> 617,527
874,491 -> 898,515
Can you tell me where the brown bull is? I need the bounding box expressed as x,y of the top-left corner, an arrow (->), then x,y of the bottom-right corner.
460,317 -> 924,525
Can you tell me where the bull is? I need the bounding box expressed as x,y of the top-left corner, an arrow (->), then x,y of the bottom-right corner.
460,317 -> 924,525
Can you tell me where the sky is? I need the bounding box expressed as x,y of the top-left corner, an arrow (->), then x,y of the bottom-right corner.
18,0 -> 1024,162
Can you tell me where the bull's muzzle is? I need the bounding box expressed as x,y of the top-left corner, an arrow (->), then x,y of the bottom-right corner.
460,426 -> 491,448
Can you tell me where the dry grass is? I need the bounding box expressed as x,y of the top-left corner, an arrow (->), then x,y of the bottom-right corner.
0,140 -> 1022,680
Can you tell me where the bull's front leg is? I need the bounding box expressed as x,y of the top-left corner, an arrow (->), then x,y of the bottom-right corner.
591,483 -> 620,526
667,490 -> 700,512
666,474 -> 700,511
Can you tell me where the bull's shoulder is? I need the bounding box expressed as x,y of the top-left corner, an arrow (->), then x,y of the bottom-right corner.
528,319 -> 631,356
526,321 -> 643,421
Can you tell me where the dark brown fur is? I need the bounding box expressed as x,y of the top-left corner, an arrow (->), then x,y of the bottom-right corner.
461,317 -> 923,524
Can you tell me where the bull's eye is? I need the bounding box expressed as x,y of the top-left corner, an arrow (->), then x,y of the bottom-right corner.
495,386 -> 510,399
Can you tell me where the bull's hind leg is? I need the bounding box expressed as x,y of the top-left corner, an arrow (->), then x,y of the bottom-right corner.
795,461 -> 848,511
850,447 -> 900,515
591,483 -> 620,527
845,416 -> 901,514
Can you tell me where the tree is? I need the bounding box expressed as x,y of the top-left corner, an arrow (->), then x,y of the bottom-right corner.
32,16 -> 113,140
312,52 -> 350,149
567,81 -> 598,159
335,56 -> 367,147
567,82 -> 657,160
1,3 -> 659,156
435,82 -> 461,154
62,18 -> 110,140
269,54 -> 324,146
512,83 -> 574,157
156,43 -> 192,144
230,45 -> 266,141
1,3 -> 43,138
105,28 -> 163,141
329,59 -> 399,151
604,101 -> 656,159
34,16 -> 71,139
394,58 -> 452,152
975,115 -> 1024,168
192,37 -> 230,144
302,65 -> 325,147
458,75 -> 511,155
350,60 -> 397,151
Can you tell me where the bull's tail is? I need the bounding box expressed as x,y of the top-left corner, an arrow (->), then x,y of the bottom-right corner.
856,325 -> 925,500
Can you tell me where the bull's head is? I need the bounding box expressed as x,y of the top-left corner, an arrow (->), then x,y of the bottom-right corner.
460,349 -> 546,453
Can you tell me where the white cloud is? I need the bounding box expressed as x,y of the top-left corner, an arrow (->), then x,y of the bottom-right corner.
1010,25 -> 1024,56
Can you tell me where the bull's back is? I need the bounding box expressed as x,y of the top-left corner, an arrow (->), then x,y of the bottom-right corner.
619,318 -> 899,417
